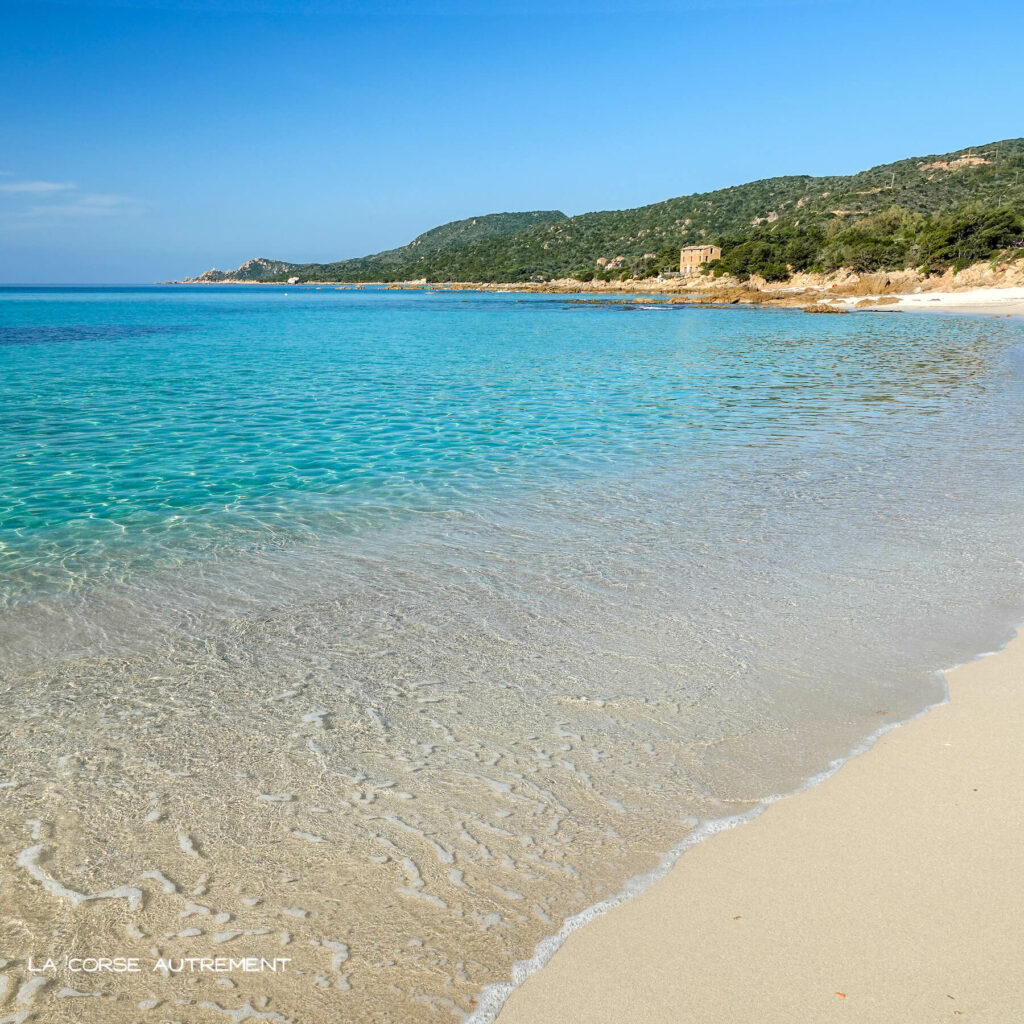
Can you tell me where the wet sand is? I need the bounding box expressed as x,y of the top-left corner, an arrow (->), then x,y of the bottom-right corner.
495,628 -> 1024,1024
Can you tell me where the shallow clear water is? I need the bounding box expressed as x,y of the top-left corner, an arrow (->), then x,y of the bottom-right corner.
1,286 -> 1023,1022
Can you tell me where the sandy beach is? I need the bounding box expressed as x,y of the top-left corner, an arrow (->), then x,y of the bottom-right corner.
890,288 -> 1024,315
845,286 -> 1024,317
495,627 -> 1024,1024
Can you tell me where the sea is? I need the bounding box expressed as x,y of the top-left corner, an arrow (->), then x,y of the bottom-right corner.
1,285 -> 1023,1022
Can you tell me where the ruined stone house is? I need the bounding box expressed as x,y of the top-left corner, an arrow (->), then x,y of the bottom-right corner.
679,245 -> 721,275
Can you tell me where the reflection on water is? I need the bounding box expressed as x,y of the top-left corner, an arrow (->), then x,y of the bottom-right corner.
0,288 -> 1022,1022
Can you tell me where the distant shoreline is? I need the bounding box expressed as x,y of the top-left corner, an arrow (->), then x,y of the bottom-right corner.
164,273 -> 1024,317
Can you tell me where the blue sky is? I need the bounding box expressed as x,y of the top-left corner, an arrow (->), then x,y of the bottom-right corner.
2,0 -> 1020,282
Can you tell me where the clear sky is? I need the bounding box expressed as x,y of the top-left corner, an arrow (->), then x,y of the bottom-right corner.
2,0 -> 1020,283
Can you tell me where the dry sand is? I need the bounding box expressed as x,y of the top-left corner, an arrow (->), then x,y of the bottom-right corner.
495,628 -> 1024,1024
842,286 -> 1024,316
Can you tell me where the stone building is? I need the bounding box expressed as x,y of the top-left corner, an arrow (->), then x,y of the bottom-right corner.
679,245 -> 721,275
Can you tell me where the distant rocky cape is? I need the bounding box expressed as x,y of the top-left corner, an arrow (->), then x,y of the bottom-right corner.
188,258 -> 297,283
184,211 -> 567,284
184,137 -> 1024,285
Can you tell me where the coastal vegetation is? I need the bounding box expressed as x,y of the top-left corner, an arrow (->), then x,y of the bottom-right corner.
189,139 -> 1024,285
709,205 -> 1024,281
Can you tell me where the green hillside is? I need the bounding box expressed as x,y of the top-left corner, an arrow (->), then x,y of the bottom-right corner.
194,139 -> 1024,284
372,210 -> 568,261
297,209 -> 569,279
189,211 -> 567,282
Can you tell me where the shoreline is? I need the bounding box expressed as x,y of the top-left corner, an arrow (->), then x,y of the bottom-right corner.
836,285 -> 1024,316
487,626 -> 1024,1024
166,278 -> 1024,316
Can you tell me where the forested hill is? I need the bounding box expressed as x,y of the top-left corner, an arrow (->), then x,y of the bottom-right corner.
187,211 -> 566,282
188,139 -> 1024,284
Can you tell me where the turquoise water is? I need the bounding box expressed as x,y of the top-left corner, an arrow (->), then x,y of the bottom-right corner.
1,286 -> 1023,1023
3,286 -> 1020,606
